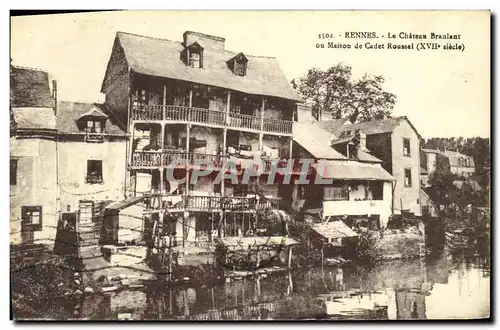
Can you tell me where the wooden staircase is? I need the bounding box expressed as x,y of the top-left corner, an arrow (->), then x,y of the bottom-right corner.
77,222 -> 102,247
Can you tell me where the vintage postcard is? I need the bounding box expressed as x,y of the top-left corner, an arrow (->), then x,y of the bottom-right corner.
9,10 -> 490,320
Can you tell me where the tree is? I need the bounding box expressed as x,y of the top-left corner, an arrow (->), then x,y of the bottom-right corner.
428,169 -> 457,209
293,63 -> 396,123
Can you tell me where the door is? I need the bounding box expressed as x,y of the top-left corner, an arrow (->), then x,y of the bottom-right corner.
79,201 -> 94,225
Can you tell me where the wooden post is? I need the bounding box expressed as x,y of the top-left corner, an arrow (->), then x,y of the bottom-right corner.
186,124 -> 191,195
221,128 -> 227,195
400,198 -> 404,222
288,246 -> 293,268
189,87 -> 193,108
289,138 -> 293,158
321,245 -> 325,268
129,122 -> 135,166
163,84 -> 167,120
258,133 -> 263,151
226,90 -> 231,125
260,97 -> 265,131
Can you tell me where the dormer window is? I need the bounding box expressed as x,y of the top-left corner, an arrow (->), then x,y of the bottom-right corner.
86,120 -> 103,133
76,105 -> 108,142
184,42 -> 204,68
228,53 -> 248,77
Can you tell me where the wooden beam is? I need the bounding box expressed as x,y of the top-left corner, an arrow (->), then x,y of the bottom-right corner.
162,85 -> 167,120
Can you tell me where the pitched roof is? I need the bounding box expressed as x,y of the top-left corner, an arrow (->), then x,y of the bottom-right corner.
76,106 -> 109,121
105,196 -> 143,211
321,116 -> 423,141
12,107 -> 56,130
57,101 -> 126,135
357,150 -> 383,163
313,160 -> 394,181
112,31 -> 301,102
311,221 -> 358,240
317,119 -> 351,137
293,122 -> 347,160
10,66 -> 54,108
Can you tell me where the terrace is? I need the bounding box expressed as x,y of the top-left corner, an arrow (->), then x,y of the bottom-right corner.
143,194 -> 281,213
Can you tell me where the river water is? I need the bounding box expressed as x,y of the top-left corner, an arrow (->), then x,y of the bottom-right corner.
75,249 -> 490,320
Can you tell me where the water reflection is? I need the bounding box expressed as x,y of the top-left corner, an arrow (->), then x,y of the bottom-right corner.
79,250 -> 489,320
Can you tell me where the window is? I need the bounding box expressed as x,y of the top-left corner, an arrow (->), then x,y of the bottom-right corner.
86,160 -> 103,183
234,59 -> 247,76
403,138 -> 411,156
348,144 -> 357,159
22,206 -> 42,231
190,52 -> 200,68
404,168 -> 412,187
324,186 -> 349,201
229,53 -> 248,77
10,159 -> 17,186
86,120 -> 103,133
371,182 -> 384,200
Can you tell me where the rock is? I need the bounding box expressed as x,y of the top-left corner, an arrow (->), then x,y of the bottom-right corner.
73,272 -> 79,277
84,287 -> 94,294
118,313 -> 132,320
58,282 -> 64,287
121,279 -> 130,286
101,286 -> 118,293
74,289 -> 83,295
119,274 -> 127,280
129,284 -> 144,289
183,277 -> 190,281
74,279 -> 81,286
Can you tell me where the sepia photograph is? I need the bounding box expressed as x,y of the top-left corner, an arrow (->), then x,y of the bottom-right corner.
9,10 -> 490,321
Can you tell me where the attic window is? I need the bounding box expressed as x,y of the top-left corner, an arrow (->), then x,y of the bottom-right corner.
229,53 -> 248,77
185,42 -> 204,69
87,120 -> 103,133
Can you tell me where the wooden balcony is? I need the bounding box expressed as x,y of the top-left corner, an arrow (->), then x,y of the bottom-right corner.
143,194 -> 281,213
131,104 -> 293,135
131,150 -> 227,169
262,158 -> 309,174
84,132 -> 105,143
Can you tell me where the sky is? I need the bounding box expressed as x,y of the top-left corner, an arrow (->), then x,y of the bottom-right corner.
10,11 -> 490,138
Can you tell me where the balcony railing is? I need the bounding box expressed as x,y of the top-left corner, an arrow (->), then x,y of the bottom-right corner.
143,194 -> 281,212
131,104 -> 293,134
131,150 -> 227,168
131,150 -> 162,168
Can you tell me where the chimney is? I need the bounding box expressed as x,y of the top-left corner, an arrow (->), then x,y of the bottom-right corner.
359,131 -> 367,150
52,80 -> 58,115
183,31 -> 225,50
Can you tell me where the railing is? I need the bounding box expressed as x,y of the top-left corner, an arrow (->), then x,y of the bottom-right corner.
143,194 -> 281,212
262,159 -> 306,173
263,117 -> 293,134
131,150 -> 162,167
85,132 -> 105,143
132,150 -> 226,168
228,113 -> 261,131
131,104 -> 293,135
131,104 -> 163,121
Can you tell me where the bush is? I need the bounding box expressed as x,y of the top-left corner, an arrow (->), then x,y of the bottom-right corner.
355,231 -> 382,265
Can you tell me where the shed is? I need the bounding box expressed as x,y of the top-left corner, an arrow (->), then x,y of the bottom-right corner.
102,197 -> 144,245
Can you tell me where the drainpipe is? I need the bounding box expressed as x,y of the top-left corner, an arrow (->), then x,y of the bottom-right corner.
53,80 -> 61,244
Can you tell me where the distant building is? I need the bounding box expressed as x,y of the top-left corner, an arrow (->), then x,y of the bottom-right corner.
10,65 -> 57,245
420,148 -> 475,180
